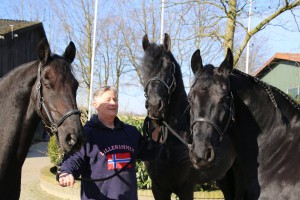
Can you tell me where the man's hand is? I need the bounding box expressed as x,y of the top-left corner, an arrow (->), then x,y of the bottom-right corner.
58,173 -> 75,187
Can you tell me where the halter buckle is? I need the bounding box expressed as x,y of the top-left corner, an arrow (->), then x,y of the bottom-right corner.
36,82 -> 41,90
49,124 -> 58,134
38,97 -> 43,110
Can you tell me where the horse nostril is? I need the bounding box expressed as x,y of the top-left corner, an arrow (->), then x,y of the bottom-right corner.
206,147 -> 215,162
66,134 -> 76,146
196,156 -> 203,164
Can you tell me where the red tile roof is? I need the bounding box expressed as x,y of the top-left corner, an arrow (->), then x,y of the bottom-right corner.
254,53 -> 300,78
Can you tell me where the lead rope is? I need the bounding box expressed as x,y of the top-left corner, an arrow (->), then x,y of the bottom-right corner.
162,121 -> 191,149
57,156 -> 134,182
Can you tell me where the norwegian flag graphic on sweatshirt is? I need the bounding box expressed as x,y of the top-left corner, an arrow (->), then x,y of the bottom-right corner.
107,152 -> 132,170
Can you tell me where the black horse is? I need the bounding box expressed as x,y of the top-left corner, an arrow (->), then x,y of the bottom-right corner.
0,39 -> 84,199
141,34 -> 236,200
141,33 -> 196,200
189,48 -> 300,199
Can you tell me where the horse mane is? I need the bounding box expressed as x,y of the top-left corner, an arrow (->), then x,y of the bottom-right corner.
169,52 -> 184,86
232,69 -> 300,111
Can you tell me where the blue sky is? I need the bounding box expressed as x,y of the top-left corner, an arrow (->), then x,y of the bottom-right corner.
253,11 -> 300,56
1,1 -> 300,115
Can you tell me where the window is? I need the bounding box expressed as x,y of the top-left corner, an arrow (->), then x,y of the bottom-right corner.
287,87 -> 300,99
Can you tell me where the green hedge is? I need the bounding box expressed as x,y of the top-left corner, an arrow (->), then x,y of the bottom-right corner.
118,115 -> 152,189
48,136 -> 63,166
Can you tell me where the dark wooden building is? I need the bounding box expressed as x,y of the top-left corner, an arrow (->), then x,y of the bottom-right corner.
0,19 -> 48,141
0,19 -> 47,78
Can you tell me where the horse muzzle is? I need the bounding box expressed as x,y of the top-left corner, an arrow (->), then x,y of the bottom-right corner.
57,119 -> 84,153
145,99 -> 166,120
189,145 -> 215,169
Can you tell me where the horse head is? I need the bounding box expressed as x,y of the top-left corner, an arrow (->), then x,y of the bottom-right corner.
188,49 -> 235,169
34,39 -> 83,153
142,33 -> 177,120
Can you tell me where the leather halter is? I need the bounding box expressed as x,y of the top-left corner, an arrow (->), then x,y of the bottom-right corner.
35,63 -> 81,135
190,78 -> 235,143
144,62 -> 176,106
143,62 -> 193,149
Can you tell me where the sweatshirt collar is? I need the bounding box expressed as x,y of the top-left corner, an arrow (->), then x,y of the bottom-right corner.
91,114 -> 123,129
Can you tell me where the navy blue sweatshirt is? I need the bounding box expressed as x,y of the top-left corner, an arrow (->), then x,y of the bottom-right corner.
60,115 -> 152,200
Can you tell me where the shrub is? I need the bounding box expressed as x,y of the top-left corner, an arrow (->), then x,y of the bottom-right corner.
118,115 -> 152,189
136,161 -> 152,189
48,135 -> 63,166
195,182 -> 219,192
80,108 -> 88,125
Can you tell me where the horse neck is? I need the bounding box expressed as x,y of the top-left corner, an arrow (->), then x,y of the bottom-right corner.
231,71 -> 300,138
164,68 -> 189,131
230,71 -> 300,177
0,61 -> 40,162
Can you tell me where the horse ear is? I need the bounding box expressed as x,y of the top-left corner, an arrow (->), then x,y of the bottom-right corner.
218,48 -> 233,76
63,41 -> 76,63
142,35 -> 150,51
37,38 -> 51,65
163,33 -> 171,52
191,49 -> 203,74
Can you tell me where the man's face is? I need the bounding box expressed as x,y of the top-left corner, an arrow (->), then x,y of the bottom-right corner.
93,90 -> 118,118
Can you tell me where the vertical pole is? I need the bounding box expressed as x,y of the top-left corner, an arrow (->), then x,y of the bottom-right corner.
160,0 -> 164,43
10,25 -> 14,39
245,0 -> 252,74
88,0 -> 98,120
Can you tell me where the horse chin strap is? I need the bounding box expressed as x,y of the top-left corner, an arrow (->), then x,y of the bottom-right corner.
35,63 -> 81,135
143,62 -> 192,148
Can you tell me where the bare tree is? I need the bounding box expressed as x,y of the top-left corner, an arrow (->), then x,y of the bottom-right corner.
235,35 -> 270,74
49,0 -> 131,103
169,0 -> 300,68
116,0 -> 161,87
50,0 -> 94,91
116,0 -> 217,88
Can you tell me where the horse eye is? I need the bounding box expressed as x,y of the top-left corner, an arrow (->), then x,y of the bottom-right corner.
221,96 -> 231,105
44,83 -> 52,90
166,77 -> 172,84
221,96 -> 227,102
187,95 -> 192,102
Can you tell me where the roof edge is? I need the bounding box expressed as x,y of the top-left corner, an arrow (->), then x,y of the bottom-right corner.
254,53 -> 300,77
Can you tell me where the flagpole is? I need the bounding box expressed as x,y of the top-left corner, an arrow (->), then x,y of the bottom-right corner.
245,0 -> 252,74
160,0 -> 164,43
88,0 -> 98,120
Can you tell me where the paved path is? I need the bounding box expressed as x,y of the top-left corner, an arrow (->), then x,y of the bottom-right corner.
20,142 -> 66,200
